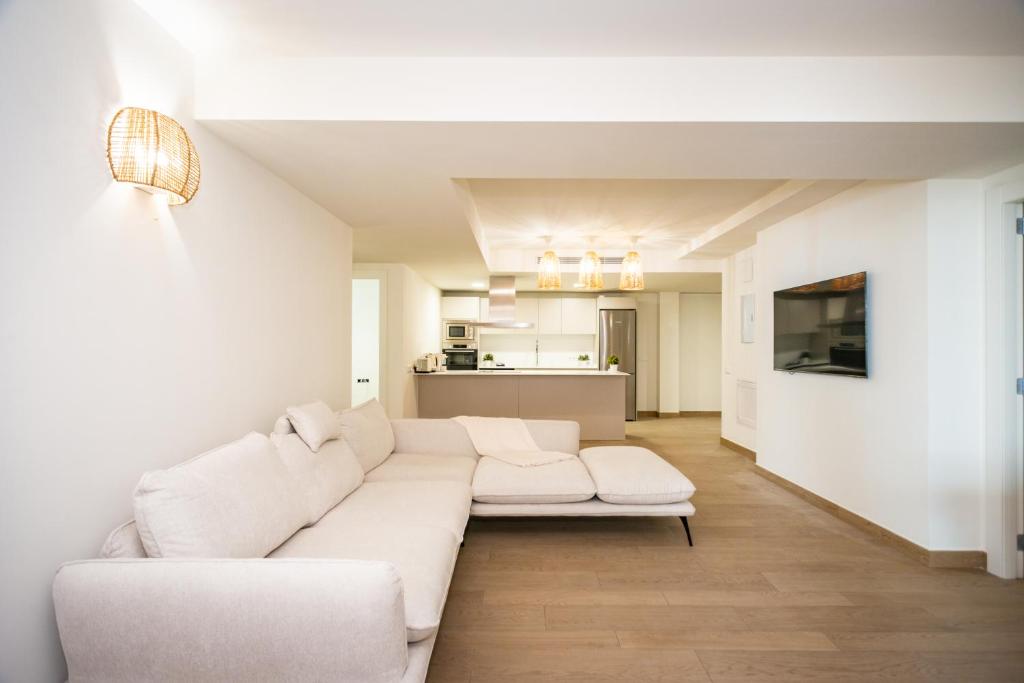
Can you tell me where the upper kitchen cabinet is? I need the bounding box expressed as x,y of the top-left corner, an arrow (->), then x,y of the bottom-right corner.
441,296 -> 480,321
537,298 -> 562,335
514,297 -> 540,335
561,298 -> 597,335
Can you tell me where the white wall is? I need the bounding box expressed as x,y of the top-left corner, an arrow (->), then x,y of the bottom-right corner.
402,267 -> 443,416
925,180 -> 985,550
635,292 -> 660,412
756,180 -> 986,551
0,1 -> 354,680
679,294 -> 722,411
721,245 -> 759,449
658,293 -> 681,414
357,263 -> 441,418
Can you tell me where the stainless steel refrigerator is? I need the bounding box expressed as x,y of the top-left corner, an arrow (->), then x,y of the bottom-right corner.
599,308 -> 637,421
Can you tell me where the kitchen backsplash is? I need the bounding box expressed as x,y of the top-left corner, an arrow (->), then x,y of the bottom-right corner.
479,334 -> 597,368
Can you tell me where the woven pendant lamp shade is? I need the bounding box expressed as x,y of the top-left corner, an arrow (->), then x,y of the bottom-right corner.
578,250 -> 604,290
107,107 -> 200,205
537,250 -> 562,290
619,251 -> 645,290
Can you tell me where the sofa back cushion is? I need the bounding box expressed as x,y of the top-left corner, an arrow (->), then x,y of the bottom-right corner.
387,418 -> 580,459
390,419 -> 479,458
100,520 -> 147,558
338,399 -> 395,472
133,432 -> 308,558
286,401 -> 341,452
272,432 -> 364,524
524,420 -> 580,456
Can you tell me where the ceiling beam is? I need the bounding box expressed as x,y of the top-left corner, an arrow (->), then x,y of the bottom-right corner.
677,180 -> 862,258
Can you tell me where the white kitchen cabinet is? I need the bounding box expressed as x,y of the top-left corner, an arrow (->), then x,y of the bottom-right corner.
513,297 -> 539,335
561,298 -> 597,335
441,296 -> 480,321
477,298 -> 492,334
537,298 -> 562,335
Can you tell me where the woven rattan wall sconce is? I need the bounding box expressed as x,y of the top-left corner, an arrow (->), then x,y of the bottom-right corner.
107,107 -> 200,205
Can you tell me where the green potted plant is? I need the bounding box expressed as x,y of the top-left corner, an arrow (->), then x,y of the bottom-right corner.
577,353 -> 590,367
606,354 -> 619,372
481,352 -> 494,368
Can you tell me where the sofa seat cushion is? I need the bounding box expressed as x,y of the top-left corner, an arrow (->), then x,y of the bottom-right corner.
270,514 -> 459,642
327,481 -> 472,542
133,432 -> 308,558
365,453 -> 478,485
580,446 -> 696,505
472,456 -> 596,504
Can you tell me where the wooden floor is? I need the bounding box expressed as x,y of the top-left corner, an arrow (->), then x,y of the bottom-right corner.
427,416 -> 1024,682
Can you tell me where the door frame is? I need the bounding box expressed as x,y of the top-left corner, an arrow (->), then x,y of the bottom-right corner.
351,268 -> 389,411
983,174 -> 1024,579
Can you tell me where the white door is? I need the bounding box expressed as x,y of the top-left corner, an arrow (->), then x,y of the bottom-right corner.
352,278 -> 381,405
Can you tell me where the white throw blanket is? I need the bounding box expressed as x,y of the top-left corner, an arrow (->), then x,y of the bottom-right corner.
453,416 -> 575,467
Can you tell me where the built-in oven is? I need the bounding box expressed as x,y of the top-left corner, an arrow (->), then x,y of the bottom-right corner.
443,320 -> 475,342
443,346 -> 478,371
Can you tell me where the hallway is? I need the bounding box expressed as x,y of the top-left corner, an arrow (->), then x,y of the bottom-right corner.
428,416 -> 1024,682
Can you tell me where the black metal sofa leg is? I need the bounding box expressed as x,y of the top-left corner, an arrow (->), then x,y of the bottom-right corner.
680,516 -> 693,547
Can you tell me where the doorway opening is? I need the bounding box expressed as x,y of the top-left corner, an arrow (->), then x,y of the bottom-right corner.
352,276 -> 385,407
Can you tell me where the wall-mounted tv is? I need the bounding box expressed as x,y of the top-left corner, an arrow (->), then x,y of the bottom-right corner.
773,271 -> 867,378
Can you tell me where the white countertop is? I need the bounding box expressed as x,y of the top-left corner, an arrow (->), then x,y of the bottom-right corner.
416,369 -> 628,377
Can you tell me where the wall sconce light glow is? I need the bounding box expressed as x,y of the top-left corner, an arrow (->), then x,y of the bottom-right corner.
107,107 -> 200,205
578,250 -> 604,290
619,251 -> 645,291
537,250 -> 562,290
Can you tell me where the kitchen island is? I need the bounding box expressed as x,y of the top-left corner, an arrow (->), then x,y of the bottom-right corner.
415,370 -> 627,440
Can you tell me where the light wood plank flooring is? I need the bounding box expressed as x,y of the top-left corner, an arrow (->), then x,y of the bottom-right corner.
427,416 -> 1024,682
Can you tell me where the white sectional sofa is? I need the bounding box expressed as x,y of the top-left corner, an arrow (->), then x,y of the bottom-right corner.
53,400 -> 695,683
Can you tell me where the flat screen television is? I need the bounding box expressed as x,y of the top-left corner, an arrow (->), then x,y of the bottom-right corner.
773,271 -> 867,378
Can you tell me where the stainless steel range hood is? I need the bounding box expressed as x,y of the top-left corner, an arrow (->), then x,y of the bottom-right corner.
470,275 -> 534,329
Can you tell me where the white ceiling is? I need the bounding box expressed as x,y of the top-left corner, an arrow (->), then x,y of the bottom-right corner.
135,0 -> 1024,57
201,120 -> 1024,289
135,0 -> 1024,291
465,179 -> 786,251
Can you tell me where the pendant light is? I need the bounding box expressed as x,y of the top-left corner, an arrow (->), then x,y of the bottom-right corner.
619,248 -> 645,291
578,248 -> 604,290
537,240 -> 561,290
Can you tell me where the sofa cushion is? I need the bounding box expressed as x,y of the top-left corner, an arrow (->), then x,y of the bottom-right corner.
365,453 -> 477,485
580,446 -> 696,504
271,432 -> 364,524
327,480 -> 472,542
272,415 -> 294,435
472,456 -> 596,504
286,401 -> 341,452
339,399 -> 395,472
133,433 -> 308,558
270,513 -> 459,643
99,520 -> 147,558
390,419 -> 479,459
524,419 -> 580,455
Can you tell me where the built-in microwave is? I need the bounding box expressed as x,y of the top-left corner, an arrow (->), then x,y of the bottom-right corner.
443,320 -> 475,342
